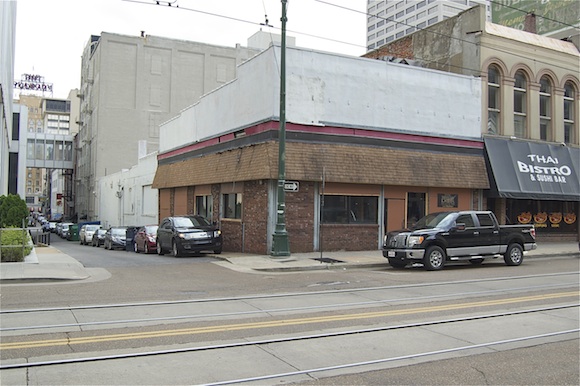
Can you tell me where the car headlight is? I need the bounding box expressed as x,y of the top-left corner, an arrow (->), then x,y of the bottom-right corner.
214,230 -> 221,238
178,233 -> 193,240
407,236 -> 424,247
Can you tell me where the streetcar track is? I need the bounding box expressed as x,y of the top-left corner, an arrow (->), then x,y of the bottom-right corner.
205,329 -> 580,386
1,292 -> 578,350
2,271 -> 577,314
1,304 -> 577,371
1,281 -> 576,333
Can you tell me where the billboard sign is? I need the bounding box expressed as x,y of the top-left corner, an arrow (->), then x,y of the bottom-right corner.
492,0 -> 579,36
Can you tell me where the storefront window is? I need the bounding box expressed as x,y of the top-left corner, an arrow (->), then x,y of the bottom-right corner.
223,193 -> 242,219
507,200 -> 578,234
322,196 -> 378,224
196,195 -> 213,219
407,192 -> 426,227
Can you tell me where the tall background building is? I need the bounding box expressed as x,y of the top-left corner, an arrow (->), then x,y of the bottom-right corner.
366,0 -> 491,51
15,91 -> 79,216
75,32 -> 268,221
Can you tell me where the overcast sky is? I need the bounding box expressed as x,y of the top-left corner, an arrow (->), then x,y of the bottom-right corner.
14,0 -> 367,99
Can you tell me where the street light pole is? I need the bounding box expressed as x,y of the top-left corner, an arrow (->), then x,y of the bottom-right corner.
271,0 -> 290,257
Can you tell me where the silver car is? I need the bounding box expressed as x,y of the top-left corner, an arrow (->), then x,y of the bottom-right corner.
80,224 -> 101,245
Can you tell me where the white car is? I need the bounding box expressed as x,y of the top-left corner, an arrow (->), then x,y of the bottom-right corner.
80,224 -> 101,245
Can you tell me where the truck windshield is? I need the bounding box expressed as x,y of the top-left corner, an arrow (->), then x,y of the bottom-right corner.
412,212 -> 455,230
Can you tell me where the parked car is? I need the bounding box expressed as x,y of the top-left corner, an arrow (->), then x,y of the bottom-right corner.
79,224 -> 101,245
383,210 -> 536,270
60,222 -> 74,239
48,222 -> 58,233
134,225 -> 159,254
156,216 -> 222,257
104,227 -> 128,250
92,228 -> 107,247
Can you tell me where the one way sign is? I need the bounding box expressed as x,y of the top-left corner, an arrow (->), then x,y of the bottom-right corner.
284,181 -> 299,192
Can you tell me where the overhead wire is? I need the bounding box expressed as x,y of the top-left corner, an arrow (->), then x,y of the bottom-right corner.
488,0 -> 580,30
123,0 -> 576,77
316,0 -> 578,74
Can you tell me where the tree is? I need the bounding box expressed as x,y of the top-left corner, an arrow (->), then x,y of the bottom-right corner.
0,194 -> 29,228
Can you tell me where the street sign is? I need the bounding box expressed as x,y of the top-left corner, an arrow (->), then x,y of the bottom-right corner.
284,181 -> 299,192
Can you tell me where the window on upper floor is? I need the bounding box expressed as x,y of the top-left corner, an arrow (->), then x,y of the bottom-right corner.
514,70 -> 527,138
539,76 -> 552,141
564,82 -> 576,144
487,65 -> 501,135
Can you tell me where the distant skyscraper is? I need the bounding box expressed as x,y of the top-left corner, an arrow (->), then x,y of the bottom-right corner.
366,0 -> 491,51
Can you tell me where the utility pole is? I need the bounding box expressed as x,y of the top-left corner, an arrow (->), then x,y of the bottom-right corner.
271,0 -> 290,257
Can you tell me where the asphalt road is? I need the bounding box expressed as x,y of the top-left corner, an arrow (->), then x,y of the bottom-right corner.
1,236 -> 578,385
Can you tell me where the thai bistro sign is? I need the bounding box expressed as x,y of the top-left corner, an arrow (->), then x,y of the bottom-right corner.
484,136 -> 580,202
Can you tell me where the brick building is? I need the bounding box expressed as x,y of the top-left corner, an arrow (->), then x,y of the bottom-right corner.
153,45 -> 489,254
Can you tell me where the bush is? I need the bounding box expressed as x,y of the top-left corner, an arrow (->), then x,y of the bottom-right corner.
0,194 -> 29,228
0,228 -> 32,262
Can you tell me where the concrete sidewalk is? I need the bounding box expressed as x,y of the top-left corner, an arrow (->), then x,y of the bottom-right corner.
1,241 -> 579,282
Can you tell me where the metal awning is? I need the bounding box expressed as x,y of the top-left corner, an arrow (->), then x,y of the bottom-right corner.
484,137 -> 580,201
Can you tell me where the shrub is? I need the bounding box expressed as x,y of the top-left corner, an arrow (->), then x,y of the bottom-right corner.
0,194 -> 29,228
0,228 -> 32,262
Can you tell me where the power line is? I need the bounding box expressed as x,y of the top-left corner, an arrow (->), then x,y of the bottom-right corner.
317,0 -> 578,74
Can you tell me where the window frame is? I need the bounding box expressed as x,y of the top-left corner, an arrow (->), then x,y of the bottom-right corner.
321,195 -> 378,225
487,65 -> 501,134
223,193 -> 242,219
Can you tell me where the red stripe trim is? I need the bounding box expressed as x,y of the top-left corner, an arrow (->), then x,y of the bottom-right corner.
158,121 -> 482,160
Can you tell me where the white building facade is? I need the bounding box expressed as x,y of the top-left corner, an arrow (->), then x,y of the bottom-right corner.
76,32 -> 263,221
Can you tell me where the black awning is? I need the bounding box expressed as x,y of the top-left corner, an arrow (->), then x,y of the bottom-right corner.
484,137 -> 580,201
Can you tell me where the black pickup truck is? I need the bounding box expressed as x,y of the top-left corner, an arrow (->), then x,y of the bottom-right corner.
383,211 -> 537,270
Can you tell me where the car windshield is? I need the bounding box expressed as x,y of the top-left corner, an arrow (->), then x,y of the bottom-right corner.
111,228 -> 126,236
173,217 -> 211,228
412,212 -> 455,230
86,225 -> 100,231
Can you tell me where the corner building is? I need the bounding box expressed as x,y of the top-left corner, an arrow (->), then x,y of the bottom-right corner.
365,5 -> 580,242
153,45 -> 489,254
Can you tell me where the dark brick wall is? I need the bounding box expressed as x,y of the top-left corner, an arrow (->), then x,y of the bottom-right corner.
364,36 -> 414,61
286,181 -> 316,253
242,180 -> 269,254
221,220 -> 243,252
320,224 -> 379,251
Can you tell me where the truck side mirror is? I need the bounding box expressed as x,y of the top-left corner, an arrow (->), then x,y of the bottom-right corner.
454,223 -> 466,231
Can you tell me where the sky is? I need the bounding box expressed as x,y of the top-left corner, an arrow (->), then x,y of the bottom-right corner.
13,0 -> 367,99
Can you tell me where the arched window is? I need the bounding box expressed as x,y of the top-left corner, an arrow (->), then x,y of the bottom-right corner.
487,65 -> 501,134
564,82 -> 576,144
539,76 -> 552,141
513,71 -> 527,138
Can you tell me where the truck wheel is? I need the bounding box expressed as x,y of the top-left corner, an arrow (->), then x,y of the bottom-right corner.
156,239 -> 164,255
504,243 -> 523,266
424,246 -> 445,271
388,258 -> 407,269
